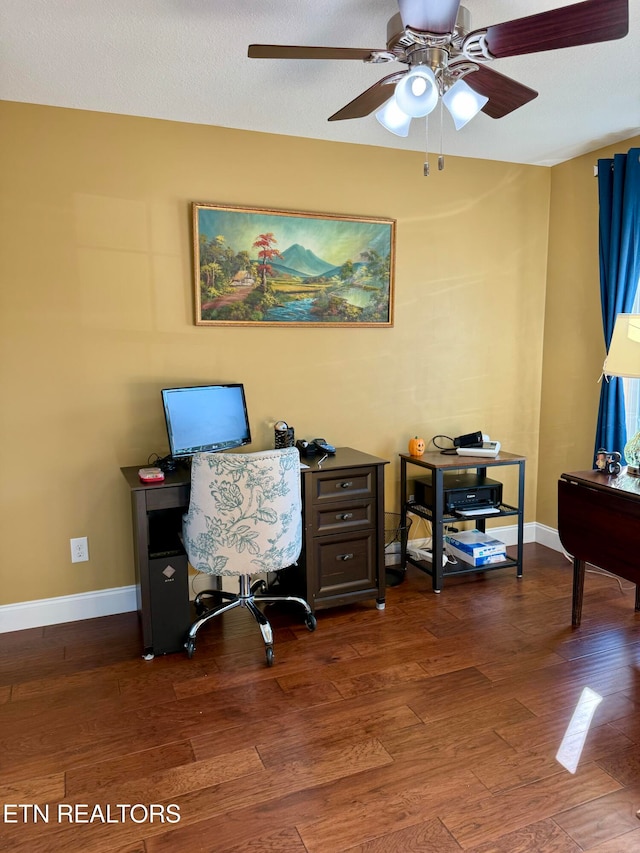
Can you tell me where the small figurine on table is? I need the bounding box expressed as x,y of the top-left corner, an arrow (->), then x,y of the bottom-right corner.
594,448 -> 622,475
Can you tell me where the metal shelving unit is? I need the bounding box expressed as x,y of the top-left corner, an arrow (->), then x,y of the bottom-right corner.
399,450 -> 526,593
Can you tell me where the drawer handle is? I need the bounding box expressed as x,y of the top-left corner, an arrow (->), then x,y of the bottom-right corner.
337,512 -> 353,520
337,553 -> 354,561
338,481 -> 353,489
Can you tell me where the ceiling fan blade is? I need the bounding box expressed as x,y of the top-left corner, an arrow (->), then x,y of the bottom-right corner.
480,0 -> 629,59
328,71 -> 406,121
397,0 -> 461,33
464,66 -> 538,119
248,45 -> 379,61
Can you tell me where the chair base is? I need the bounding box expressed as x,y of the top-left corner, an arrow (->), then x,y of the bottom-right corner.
184,574 -> 316,666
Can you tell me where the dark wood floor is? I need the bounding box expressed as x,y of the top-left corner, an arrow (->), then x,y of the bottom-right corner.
1,543 -> 639,852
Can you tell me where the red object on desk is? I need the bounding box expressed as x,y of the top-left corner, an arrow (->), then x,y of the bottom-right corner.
138,467 -> 165,483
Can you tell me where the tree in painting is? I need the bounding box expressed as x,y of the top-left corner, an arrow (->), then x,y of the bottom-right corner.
252,232 -> 283,291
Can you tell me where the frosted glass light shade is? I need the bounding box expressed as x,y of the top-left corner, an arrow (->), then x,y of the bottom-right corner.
375,96 -> 411,137
442,79 -> 489,130
395,67 -> 438,118
603,314 -> 640,378
624,429 -> 640,473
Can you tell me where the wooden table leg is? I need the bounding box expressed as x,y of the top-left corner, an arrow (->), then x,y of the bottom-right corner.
572,557 -> 585,627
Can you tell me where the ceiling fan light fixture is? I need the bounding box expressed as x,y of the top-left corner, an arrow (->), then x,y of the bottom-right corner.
395,66 -> 439,118
442,78 -> 489,130
375,96 -> 412,137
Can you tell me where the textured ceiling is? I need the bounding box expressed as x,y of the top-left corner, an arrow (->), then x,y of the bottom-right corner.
2,0 -> 639,166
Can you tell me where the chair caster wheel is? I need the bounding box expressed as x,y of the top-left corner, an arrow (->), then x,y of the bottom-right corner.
185,638 -> 196,659
305,613 -> 317,632
265,645 -> 274,667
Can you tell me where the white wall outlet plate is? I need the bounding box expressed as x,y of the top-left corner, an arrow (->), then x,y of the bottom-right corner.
70,536 -> 89,563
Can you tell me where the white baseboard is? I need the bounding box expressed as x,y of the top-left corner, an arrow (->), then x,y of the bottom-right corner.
488,520 -> 536,546
532,522 -> 563,552
0,585 -> 137,634
1,522 -> 566,633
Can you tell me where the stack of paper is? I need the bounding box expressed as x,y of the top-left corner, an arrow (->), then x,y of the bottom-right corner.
444,529 -> 507,567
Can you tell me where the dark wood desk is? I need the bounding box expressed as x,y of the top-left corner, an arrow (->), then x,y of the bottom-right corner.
122,447 -> 388,656
558,469 -> 640,626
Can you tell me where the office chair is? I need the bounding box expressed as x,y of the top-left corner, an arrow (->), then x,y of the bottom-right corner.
182,446 -> 316,666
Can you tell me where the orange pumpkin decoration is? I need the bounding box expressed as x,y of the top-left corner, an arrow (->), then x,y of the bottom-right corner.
408,436 -> 425,456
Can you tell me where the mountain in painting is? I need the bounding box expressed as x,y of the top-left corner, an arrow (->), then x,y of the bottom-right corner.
280,243 -> 334,277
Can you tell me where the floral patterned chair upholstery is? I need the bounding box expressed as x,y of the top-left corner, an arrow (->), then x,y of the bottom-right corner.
182,447 -> 316,665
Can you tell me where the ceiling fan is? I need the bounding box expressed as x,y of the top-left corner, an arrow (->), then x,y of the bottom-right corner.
248,0 -> 629,153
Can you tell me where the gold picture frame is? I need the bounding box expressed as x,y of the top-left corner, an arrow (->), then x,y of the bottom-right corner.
192,202 -> 395,327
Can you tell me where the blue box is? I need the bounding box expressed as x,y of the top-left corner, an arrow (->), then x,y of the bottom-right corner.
444,529 -> 506,559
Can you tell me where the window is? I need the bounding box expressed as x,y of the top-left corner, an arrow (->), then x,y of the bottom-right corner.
623,282 -> 640,440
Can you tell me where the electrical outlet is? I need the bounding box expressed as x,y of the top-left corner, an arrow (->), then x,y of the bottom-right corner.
70,536 -> 89,563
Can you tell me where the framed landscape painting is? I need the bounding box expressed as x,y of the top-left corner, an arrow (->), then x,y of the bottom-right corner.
192,203 -> 395,327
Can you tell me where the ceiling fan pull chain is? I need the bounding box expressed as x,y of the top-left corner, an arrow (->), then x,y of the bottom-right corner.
438,97 -> 445,171
423,114 -> 430,177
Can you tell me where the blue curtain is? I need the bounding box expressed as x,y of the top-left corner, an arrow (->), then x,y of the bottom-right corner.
594,147 -> 640,461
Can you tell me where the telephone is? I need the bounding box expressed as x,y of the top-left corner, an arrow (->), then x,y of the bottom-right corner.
296,438 -> 336,456
453,430 -> 483,448
312,438 -> 336,455
455,435 -> 501,458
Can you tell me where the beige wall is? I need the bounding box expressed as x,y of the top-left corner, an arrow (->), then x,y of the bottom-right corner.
1,99 -> 553,607
538,134 -> 640,528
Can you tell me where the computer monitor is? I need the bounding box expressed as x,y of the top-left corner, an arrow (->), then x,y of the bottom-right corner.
161,384 -> 251,459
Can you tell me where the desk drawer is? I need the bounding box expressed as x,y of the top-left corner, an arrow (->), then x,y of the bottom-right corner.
311,466 -> 376,504
313,530 -> 376,598
146,485 -> 190,511
312,500 -> 375,535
